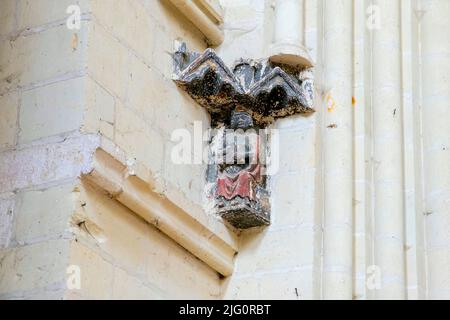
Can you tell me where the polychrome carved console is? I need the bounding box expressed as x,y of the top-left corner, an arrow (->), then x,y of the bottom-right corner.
173,43 -> 314,229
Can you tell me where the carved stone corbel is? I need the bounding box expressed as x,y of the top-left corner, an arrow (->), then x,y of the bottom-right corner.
173,44 -> 314,229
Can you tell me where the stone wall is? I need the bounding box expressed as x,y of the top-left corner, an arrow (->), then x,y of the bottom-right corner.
0,0 -> 222,299
0,0 -> 91,299
0,0 -> 449,300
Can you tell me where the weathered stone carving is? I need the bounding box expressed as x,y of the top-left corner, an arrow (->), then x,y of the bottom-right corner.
211,111 -> 271,229
173,43 -> 314,229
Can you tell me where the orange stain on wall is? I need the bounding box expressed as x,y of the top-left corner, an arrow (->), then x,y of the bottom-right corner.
326,93 -> 336,112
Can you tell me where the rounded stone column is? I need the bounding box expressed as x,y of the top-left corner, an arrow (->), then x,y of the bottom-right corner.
372,0 -> 406,300
269,0 -> 313,67
421,0 -> 450,300
321,0 -> 353,299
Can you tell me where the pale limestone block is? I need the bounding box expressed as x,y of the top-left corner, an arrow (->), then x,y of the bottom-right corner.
153,82 -> 210,137
276,126 -> 316,174
322,225 -> 353,267
353,234 -> 369,290
421,0 -> 450,299
96,137 -> 239,253
236,227 -> 316,274
67,241 -> 114,299
91,0 -> 199,79
0,40 -> 15,93
323,173 -> 353,225
318,1 -> 354,296
150,24 -> 177,79
271,170 -> 316,227
422,107 -> 450,152
353,135 -> 366,178
421,0 -> 449,50
141,0 -> 206,48
0,134 -> 99,193
112,267 -> 164,300
427,249 -> 450,299
353,271 -> 367,300
221,276 -> 260,300
126,54 -> 158,123
321,272 -> 353,300
374,237 -> 405,280
370,0 -> 405,300
63,291 -> 86,300
163,174 -> 205,219
90,0 -> 134,37
223,266 -> 316,301
75,181 -> 155,277
14,182 -> 77,244
0,240 -> 70,295
423,150 -> 450,203
126,51 -> 210,136
22,288 -> 65,300
91,0 -> 156,62
144,256 -> 221,299
76,182 -> 221,299
150,23 -> 206,80
115,102 -> 164,178
97,136 -> 167,194
375,282 -> 409,300
217,2 -> 266,65
82,77 -> 115,139
0,0 -> 16,37
425,208 -> 450,247
353,180 -> 368,233
2,287 -> 65,300
87,22 -> 129,100
258,269 -> 316,300
0,279 -> 65,299
0,24 -> 88,94
0,91 -> 18,150
19,77 -> 85,143
274,112 -> 315,130
155,93 -> 209,204
0,193 -> 15,248
16,0 -> 90,30
163,139 -> 205,206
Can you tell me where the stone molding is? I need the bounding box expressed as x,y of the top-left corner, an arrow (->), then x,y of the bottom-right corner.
84,148 -> 236,276
168,0 -> 224,46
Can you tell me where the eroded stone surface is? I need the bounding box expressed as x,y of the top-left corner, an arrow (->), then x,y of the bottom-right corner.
174,46 -> 314,127
173,45 -> 314,229
0,134 -> 99,193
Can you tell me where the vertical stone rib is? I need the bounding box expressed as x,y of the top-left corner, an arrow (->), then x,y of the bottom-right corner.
273,0 -> 303,46
322,0 -> 353,299
353,0 -> 368,300
270,0 -> 312,67
401,0 -> 421,300
420,0 -> 450,300
372,0 -> 406,299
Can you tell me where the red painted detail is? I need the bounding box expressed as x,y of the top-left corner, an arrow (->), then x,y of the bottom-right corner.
216,136 -> 262,201
216,163 -> 261,201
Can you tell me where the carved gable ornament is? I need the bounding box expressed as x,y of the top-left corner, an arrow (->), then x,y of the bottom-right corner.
173,44 -> 314,229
